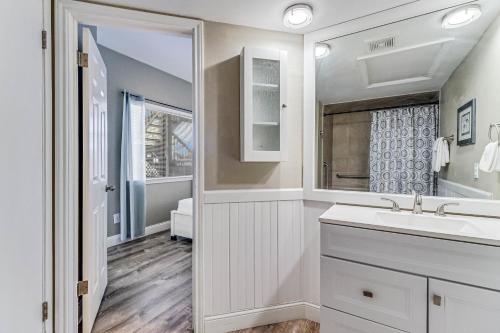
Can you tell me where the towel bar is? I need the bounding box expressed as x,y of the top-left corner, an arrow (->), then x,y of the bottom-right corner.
336,173 -> 370,179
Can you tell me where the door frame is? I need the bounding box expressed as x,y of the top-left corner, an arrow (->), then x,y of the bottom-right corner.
54,1 -> 205,332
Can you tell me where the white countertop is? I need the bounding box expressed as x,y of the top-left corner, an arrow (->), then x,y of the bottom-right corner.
319,204 -> 500,246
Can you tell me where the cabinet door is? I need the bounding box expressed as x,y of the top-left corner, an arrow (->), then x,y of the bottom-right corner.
429,279 -> 500,333
240,47 -> 287,162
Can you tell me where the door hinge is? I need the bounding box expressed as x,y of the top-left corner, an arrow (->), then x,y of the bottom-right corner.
77,280 -> 89,296
77,52 -> 89,68
42,301 -> 48,321
41,30 -> 47,50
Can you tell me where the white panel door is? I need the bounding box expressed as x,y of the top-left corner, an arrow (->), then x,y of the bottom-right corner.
0,0 -> 46,332
82,28 -> 108,333
429,279 -> 500,333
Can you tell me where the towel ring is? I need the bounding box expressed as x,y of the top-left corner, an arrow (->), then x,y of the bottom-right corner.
488,123 -> 500,143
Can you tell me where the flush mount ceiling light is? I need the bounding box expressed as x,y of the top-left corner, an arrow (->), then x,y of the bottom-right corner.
315,43 -> 331,59
442,4 -> 482,29
283,4 -> 313,29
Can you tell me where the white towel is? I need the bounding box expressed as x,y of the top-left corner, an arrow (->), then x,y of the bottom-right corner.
432,137 -> 450,172
442,139 -> 450,165
479,142 -> 499,173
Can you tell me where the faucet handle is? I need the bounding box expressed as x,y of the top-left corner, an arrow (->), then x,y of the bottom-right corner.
381,198 -> 400,212
435,202 -> 459,217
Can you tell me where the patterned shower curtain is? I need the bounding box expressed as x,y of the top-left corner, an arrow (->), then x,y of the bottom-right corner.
369,104 -> 439,196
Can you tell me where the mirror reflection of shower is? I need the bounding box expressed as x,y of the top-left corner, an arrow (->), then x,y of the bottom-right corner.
315,4 -> 500,199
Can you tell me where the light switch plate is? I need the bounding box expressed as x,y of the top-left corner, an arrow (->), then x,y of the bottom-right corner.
113,213 -> 120,224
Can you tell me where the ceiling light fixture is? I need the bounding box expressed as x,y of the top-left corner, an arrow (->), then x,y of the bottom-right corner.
315,43 -> 331,59
283,4 -> 313,29
442,4 -> 482,29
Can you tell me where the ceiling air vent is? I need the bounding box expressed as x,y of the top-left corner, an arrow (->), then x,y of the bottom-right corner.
367,36 -> 396,53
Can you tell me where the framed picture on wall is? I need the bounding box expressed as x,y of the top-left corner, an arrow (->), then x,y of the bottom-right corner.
457,99 -> 476,146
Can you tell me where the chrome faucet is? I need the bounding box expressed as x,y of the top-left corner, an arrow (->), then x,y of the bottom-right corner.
435,202 -> 459,217
381,197 -> 400,212
412,191 -> 423,214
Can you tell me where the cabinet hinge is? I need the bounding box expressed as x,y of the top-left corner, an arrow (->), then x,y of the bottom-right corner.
77,280 -> 89,296
41,30 -> 47,50
42,301 -> 48,321
77,52 -> 89,68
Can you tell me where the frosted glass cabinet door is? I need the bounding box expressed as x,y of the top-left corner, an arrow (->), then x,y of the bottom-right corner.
240,47 -> 287,162
429,279 -> 500,333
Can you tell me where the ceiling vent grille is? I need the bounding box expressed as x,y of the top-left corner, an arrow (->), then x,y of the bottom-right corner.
368,36 -> 396,53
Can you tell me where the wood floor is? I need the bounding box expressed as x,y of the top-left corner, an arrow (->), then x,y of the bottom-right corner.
90,232 -> 318,333
91,231 -> 193,333
230,320 -> 320,333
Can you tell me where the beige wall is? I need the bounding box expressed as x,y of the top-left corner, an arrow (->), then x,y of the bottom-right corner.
440,15 -> 500,199
204,21 -> 303,190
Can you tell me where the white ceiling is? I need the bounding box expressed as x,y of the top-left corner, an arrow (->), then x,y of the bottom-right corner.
95,0 -> 489,34
316,0 -> 500,104
95,0 -> 433,33
97,26 -> 192,82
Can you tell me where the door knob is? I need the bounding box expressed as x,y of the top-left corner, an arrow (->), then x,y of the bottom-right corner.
105,185 -> 115,192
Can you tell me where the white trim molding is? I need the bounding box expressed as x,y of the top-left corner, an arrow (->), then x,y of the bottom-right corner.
203,188 -> 303,204
54,1 -> 204,332
302,1 -> 500,217
106,221 -> 171,248
146,175 -> 193,185
204,302 -> 320,333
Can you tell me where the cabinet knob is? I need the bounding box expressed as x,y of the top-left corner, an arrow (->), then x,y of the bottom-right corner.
282,104 -> 287,109
432,294 -> 442,306
362,290 -> 374,298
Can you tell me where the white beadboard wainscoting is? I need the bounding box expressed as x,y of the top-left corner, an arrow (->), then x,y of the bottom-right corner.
202,189 -> 321,332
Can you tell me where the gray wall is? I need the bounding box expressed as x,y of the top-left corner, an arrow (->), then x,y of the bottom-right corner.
146,182 -> 192,227
204,21 -> 304,190
440,14 -> 500,199
98,45 -> 193,237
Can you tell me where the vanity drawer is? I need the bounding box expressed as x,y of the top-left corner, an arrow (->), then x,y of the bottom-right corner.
321,257 -> 427,333
321,306 -> 404,333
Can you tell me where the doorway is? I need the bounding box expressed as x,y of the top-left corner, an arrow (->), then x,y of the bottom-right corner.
54,2 -> 204,332
78,24 -> 195,333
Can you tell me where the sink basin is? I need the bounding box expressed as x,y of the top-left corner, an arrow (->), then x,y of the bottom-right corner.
375,211 -> 482,235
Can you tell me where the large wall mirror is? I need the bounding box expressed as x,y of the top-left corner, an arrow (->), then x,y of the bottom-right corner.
315,1 -> 500,201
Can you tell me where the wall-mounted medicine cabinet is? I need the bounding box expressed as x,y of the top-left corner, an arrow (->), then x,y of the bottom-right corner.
240,47 -> 287,162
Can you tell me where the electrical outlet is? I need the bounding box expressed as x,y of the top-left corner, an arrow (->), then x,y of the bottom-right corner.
113,213 -> 120,224
474,162 -> 479,180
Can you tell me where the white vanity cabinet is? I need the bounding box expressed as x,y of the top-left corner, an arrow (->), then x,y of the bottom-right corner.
429,279 -> 500,333
320,222 -> 500,333
240,47 -> 287,162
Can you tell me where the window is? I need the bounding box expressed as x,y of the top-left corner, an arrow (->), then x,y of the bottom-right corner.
145,102 -> 192,179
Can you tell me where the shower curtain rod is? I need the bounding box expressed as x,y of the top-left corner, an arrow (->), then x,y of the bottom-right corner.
323,101 -> 439,117
121,90 -> 192,113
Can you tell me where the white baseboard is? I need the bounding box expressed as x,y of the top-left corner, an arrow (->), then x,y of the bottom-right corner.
204,302 -> 320,333
107,220 -> 171,248
304,302 -> 320,323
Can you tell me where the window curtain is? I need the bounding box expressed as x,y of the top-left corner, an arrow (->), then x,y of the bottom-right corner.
120,91 -> 146,241
369,104 -> 439,196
